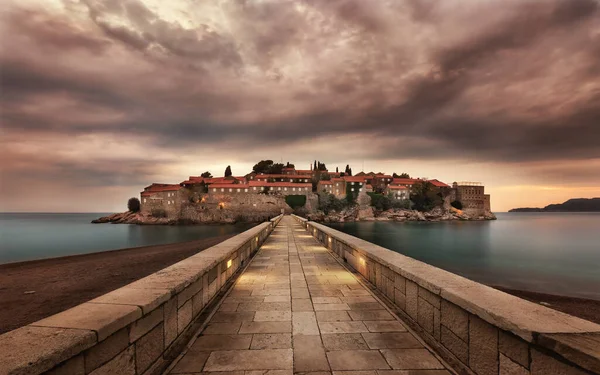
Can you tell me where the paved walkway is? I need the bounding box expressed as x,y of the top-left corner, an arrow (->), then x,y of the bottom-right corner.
166,216 -> 453,375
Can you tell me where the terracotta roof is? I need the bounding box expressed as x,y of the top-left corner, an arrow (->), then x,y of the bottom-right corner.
392,178 -> 423,185
210,184 -> 255,189
318,181 -> 333,185
331,178 -> 345,182
427,179 -> 450,188
343,176 -> 367,183
375,175 -> 393,179
143,184 -> 181,193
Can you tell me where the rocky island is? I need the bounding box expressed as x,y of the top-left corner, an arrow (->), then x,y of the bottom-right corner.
94,159 -> 496,224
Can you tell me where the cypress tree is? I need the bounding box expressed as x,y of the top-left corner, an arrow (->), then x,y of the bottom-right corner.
224,165 -> 232,177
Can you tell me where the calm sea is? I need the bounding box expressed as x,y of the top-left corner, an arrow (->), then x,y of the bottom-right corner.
326,213 -> 600,300
0,213 -> 253,264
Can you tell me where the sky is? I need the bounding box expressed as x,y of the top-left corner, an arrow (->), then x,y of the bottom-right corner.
1,0 -> 599,213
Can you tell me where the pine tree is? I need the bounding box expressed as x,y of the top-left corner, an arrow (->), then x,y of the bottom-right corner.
314,160 -> 317,171
224,165 -> 232,177
336,167 -> 339,173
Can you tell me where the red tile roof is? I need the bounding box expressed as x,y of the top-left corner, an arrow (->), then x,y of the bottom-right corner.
318,181 -> 333,185
427,179 -> 450,188
392,178 -> 423,185
343,176 -> 367,183
142,184 -> 181,194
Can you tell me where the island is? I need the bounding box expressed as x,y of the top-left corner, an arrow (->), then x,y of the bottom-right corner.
94,159 -> 496,224
509,198 -> 600,212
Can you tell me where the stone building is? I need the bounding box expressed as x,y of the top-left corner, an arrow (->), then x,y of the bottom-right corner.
452,181 -> 491,215
209,182 -> 312,196
317,180 -> 333,194
140,184 -> 182,217
385,185 -> 409,200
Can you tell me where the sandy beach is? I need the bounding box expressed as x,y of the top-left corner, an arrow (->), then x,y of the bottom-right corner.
495,287 -> 600,325
0,234 -> 235,334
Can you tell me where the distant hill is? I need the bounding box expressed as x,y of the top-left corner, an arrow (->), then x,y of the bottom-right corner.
509,198 -> 600,212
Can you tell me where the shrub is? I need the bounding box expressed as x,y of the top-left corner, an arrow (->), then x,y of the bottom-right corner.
410,181 -> 443,211
318,192 -> 346,214
127,197 -> 141,212
451,200 -> 463,210
151,208 -> 167,218
285,195 -> 306,209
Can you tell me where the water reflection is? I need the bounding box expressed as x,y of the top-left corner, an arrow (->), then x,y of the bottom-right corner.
0,213 -> 254,264
326,213 -> 600,300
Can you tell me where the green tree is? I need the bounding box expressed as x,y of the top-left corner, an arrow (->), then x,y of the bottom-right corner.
393,172 -> 410,178
410,182 -> 443,211
201,171 -> 212,178
127,197 -> 141,212
253,160 -> 274,174
224,165 -> 232,177
285,195 -> 306,209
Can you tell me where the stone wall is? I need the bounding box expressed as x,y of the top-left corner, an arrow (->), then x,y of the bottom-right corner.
0,215 -> 283,375
291,215 -> 600,375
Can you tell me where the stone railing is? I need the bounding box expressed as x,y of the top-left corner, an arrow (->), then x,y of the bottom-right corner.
0,219 -> 281,375
291,214 -> 308,228
270,214 -> 284,225
292,216 -> 600,375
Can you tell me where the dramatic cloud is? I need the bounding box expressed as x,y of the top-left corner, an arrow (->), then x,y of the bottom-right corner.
1,0 -> 599,211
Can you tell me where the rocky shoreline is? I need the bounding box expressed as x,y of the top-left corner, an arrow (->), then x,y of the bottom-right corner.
93,205 -> 496,225
307,205 -> 496,223
92,211 -> 177,225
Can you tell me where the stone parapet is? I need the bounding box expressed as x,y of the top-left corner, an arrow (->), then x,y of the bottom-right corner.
291,216 -> 600,375
0,220 -> 281,375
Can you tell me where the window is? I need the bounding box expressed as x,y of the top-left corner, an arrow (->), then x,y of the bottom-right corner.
284,187 -> 287,191
253,187 -> 256,191
290,179 -> 293,182
229,188 -> 232,192
144,199 -> 146,203
293,187 -> 296,191
213,188 -> 217,192
244,188 -> 248,192
305,187 -> 308,191
237,188 -> 240,192
278,187 -> 281,191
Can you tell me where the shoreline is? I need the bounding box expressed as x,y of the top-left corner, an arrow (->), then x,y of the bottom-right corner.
0,234 -> 236,334
494,286 -> 600,325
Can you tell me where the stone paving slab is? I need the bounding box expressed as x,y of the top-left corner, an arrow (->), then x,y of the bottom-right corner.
166,217 -> 453,375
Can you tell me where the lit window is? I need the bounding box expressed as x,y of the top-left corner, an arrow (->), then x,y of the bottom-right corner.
253,187 -> 256,191
213,188 -> 216,192
351,188 -> 354,191
284,187 -> 287,191
293,187 -> 296,191
237,188 -> 240,192
278,187 -> 281,190
221,188 -> 224,192
229,188 -> 232,192
144,199 -> 146,203
244,188 -> 248,192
